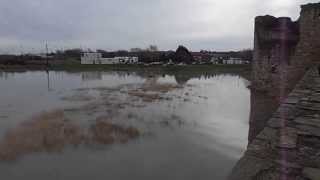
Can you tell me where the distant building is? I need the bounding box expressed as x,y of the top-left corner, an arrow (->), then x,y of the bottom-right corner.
100,58 -> 119,64
223,57 -> 248,65
81,52 -> 138,64
116,57 -> 139,64
81,52 -> 102,64
210,56 -> 220,64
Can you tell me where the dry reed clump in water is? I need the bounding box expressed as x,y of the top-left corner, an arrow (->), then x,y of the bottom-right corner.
0,110 -> 140,161
0,110 -> 83,161
90,120 -> 140,144
128,84 -> 183,102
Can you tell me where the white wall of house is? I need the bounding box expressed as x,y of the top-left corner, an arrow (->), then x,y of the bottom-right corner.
115,57 -> 139,64
100,58 -> 119,64
81,53 -> 139,65
223,58 -> 247,65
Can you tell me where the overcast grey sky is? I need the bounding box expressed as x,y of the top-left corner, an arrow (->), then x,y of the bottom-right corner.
0,0 -> 319,53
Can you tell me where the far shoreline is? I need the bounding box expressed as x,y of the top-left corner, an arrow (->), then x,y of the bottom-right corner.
0,64 -> 251,78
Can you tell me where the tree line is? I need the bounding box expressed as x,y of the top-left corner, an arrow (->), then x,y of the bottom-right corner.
0,45 -> 253,65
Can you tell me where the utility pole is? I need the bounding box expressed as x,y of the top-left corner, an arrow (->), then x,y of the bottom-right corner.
45,42 -> 49,67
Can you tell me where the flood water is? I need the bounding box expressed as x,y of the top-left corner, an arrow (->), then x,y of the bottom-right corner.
0,70 -> 250,180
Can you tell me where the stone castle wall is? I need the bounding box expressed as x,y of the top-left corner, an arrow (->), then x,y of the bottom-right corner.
248,2 -> 320,143
229,3 -> 320,179
252,3 -> 320,99
230,67 -> 320,180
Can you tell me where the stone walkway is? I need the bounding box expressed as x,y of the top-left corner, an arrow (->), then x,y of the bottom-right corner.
229,68 -> 320,180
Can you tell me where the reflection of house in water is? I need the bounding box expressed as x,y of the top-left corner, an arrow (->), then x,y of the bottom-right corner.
115,71 -> 136,78
248,90 -> 279,143
0,72 -> 14,80
81,72 -> 103,81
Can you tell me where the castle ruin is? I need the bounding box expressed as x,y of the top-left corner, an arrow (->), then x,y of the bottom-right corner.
252,3 -> 320,99
248,3 -> 320,142
229,3 -> 320,179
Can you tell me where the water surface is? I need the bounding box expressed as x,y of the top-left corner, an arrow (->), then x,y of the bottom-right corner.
0,70 -> 250,180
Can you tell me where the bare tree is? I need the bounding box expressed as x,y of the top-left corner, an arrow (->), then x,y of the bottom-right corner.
147,45 -> 158,52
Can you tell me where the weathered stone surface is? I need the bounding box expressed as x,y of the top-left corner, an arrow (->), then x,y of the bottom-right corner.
294,117 -> 320,128
298,146 -> 320,167
229,2 -> 320,179
302,168 -> 320,180
246,139 -> 276,159
252,0 -> 320,98
267,118 -> 285,128
310,96 -> 320,103
231,67 -> 320,180
298,101 -> 320,111
285,96 -> 300,105
228,156 -> 274,180
296,125 -> 320,137
275,160 -> 302,169
230,66 -> 320,179
276,127 -> 298,149
256,127 -> 278,140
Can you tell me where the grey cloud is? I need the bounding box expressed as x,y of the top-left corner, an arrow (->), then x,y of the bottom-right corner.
0,0 -> 319,53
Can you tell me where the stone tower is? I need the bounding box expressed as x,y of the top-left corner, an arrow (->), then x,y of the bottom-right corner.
252,3 -> 320,99
295,3 -> 320,63
248,2 -> 320,142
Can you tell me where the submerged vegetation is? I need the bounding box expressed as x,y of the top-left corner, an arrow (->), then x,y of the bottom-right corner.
0,110 -> 140,161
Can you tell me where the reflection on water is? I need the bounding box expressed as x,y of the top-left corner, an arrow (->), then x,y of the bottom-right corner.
82,72 -> 103,81
0,70 -> 250,180
248,90 -> 279,142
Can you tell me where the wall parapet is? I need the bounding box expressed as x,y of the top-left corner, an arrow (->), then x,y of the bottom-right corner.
229,67 -> 320,180
252,2 -> 320,99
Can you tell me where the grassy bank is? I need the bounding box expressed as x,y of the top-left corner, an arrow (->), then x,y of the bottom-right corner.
0,63 -> 251,79
51,63 -> 249,72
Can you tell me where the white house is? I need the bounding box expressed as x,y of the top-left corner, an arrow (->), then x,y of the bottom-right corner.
100,58 -> 119,64
81,52 -> 139,65
115,57 -> 139,64
223,57 -> 248,65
